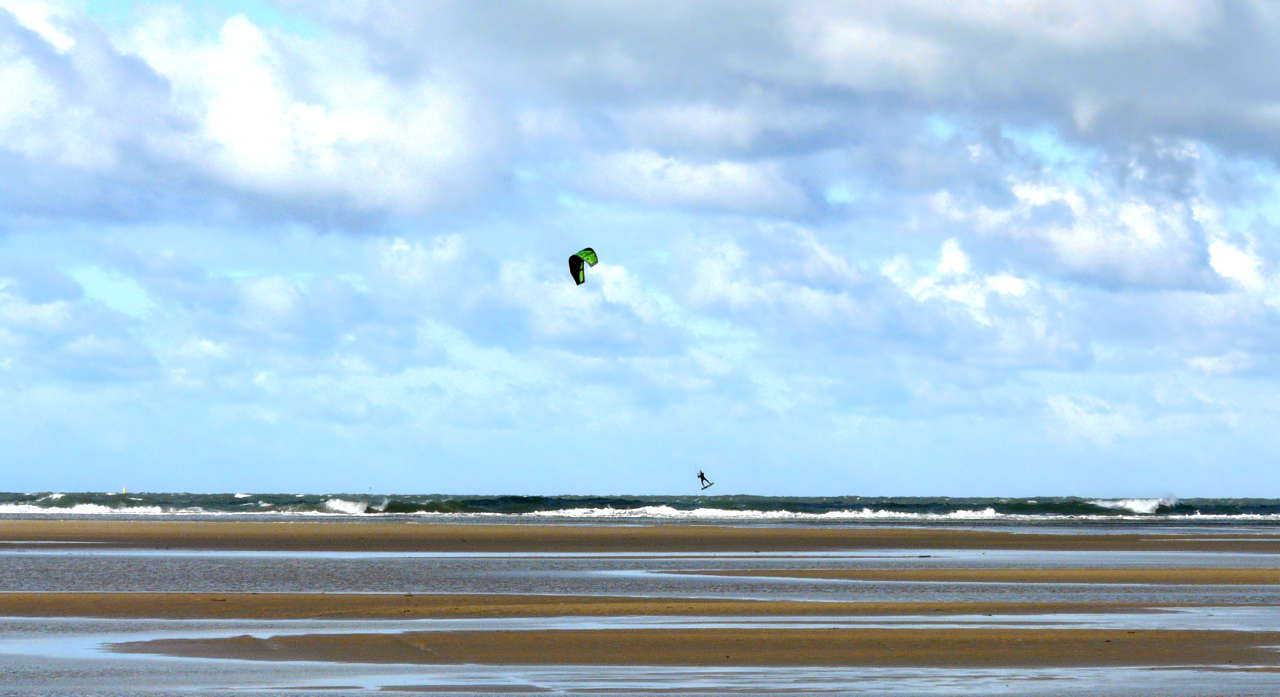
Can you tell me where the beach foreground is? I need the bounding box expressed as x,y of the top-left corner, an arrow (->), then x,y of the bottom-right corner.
110,627 -> 1280,669
4,517 -> 1280,695
7,518 -> 1280,552
0,592 -> 1181,619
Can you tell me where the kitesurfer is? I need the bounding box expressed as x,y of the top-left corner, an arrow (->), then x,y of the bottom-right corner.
697,470 -> 713,490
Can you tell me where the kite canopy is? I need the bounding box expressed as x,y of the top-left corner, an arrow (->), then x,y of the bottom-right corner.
569,248 -> 598,285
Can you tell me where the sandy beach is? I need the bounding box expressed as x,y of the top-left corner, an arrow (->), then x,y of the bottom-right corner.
109,627 -> 1280,668
670,568 -> 1280,585
0,592 -> 1178,619
6,518 -> 1280,553
5,517 -> 1280,693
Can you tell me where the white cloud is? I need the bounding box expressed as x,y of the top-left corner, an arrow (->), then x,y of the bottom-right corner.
237,276 -> 303,333
0,11 -> 146,171
1046,393 -> 1137,446
610,99 -> 840,155
127,13 -> 502,212
1208,240 -> 1266,294
894,239 -> 1036,326
0,0 -> 74,51
1188,351 -> 1256,377
787,9 -> 949,93
0,281 -> 72,333
376,235 -> 465,288
934,175 -> 1219,290
490,258 -> 681,354
176,337 -> 230,361
581,150 -> 809,215
0,5 -> 508,220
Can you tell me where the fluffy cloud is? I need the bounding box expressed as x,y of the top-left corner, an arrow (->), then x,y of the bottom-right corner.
308,1 -> 1280,155
0,3 -> 507,224
129,13 -> 503,212
932,178 -> 1221,290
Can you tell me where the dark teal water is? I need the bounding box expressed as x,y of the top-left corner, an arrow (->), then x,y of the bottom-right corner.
4,492 -> 1280,522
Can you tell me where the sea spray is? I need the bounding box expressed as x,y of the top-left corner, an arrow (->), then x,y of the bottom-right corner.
1086,497 -> 1178,515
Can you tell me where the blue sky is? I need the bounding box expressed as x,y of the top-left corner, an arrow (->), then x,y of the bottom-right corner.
4,1 -> 1280,495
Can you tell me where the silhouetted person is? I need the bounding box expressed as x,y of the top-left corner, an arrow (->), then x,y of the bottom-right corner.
697,470 -> 713,490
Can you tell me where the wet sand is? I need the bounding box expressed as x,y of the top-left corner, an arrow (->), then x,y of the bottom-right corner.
7,518 -> 1280,680
6,518 -> 1280,553
110,627 -> 1280,668
671,568 -> 1280,585
0,592 -> 1176,619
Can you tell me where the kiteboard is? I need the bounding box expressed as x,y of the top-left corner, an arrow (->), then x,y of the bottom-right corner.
700,480 -> 714,491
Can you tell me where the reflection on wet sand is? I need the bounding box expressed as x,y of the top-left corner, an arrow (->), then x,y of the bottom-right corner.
2,519 -> 1280,695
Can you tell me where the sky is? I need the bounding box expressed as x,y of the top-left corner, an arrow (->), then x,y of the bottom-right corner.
4,1 -> 1280,496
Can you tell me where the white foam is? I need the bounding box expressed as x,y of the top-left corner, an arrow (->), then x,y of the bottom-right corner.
233,493 -> 251,499
1088,498 -> 1176,515
0,503 -> 170,515
321,498 -> 368,515
1,500 -> 1278,522
510,506 -> 1006,521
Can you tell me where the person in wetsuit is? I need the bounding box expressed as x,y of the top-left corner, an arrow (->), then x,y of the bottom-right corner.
697,470 -> 713,490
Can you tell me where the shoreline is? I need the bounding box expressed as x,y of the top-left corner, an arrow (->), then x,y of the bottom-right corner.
5,519 -> 1280,553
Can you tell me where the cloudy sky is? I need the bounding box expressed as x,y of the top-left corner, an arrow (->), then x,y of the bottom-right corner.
5,0 -> 1280,496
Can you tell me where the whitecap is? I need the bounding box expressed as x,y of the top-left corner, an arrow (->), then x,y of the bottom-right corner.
322,498 -> 368,515
0,503 -> 169,515
1088,497 -> 1177,515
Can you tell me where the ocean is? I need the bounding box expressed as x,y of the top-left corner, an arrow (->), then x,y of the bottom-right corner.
4,491 -> 1280,523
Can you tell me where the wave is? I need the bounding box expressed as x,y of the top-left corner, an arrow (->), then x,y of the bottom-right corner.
2,493 -> 1279,523
322,498 -> 369,515
0,503 -> 171,515
466,506 -> 1280,522
2,501 -> 1280,522
517,505 -> 1008,520
1087,497 -> 1178,515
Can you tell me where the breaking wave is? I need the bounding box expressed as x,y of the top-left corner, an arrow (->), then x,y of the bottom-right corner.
0,493 -> 1277,523
1087,497 -> 1178,515
321,498 -> 369,515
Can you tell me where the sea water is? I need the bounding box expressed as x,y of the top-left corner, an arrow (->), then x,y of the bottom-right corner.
4,491 -> 1280,524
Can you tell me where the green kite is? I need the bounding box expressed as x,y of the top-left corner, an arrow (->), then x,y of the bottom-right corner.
569,248 -> 598,285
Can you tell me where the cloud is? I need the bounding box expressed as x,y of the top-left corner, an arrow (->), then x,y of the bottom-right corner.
1046,393 -> 1138,446
476,258 -> 685,357
678,226 -> 1089,373
1187,351 -> 1257,377
580,150 -> 810,215
930,171 -> 1222,291
0,4 -> 509,227
304,1 -> 1280,158
0,272 -> 158,383
135,13 -> 505,213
